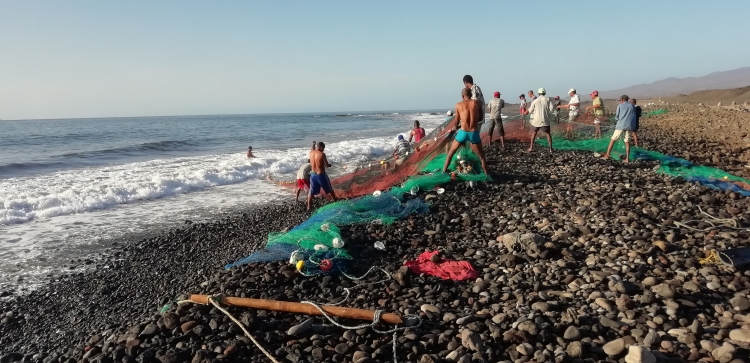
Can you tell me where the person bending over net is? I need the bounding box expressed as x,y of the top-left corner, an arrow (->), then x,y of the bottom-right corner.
384,135 -> 411,171
307,142 -> 338,211
602,95 -> 637,163
443,88 -> 489,175
295,160 -> 312,203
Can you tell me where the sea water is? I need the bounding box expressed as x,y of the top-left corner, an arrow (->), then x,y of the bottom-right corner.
0,111 -> 448,293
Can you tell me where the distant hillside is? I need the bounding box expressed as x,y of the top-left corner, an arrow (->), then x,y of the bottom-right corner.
662,85 -> 750,104
600,67 -> 750,99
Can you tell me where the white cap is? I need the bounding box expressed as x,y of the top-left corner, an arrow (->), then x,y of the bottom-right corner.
447,110 -> 454,116
568,88 -> 576,93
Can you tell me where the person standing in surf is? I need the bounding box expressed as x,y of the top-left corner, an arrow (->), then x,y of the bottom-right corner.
408,120 -> 426,143
307,142 -> 338,211
443,88 -> 489,175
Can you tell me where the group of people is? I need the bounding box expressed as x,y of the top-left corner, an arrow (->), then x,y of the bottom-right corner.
282,74 -> 644,209
441,75 -> 644,177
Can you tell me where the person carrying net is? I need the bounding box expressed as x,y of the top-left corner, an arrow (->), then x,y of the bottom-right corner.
527,88 -> 555,154
443,88 -> 489,175
307,142 -> 338,211
602,95 -> 637,163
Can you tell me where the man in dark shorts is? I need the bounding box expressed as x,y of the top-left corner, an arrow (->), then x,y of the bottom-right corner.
486,91 -> 506,149
443,88 -> 488,175
307,142 -> 338,211
630,98 -> 641,147
527,88 -> 554,153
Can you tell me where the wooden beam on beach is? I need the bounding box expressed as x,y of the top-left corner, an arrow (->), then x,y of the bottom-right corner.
188,294 -> 404,325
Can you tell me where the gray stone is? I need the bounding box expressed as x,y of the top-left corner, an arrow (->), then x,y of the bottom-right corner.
516,343 -> 533,356
287,318 -> 314,335
421,304 -> 441,314
728,329 -> 750,343
460,329 -> 483,351
517,320 -> 539,335
139,324 -> 158,337
603,338 -> 626,356
729,296 -> 750,311
563,326 -> 581,340
652,283 -> 676,298
642,332 -> 660,347
624,346 -> 656,363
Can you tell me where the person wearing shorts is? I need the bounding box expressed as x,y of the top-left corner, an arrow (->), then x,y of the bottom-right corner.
527,87 -> 554,153
587,90 -> 604,138
295,161 -> 312,203
307,142 -> 338,210
486,91 -> 506,149
519,94 -> 529,131
558,88 -> 580,120
602,95 -> 637,163
443,88 -> 488,175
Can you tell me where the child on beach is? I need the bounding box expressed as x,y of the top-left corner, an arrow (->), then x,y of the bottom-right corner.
519,94 -> 529,131
246,146 -> 255,158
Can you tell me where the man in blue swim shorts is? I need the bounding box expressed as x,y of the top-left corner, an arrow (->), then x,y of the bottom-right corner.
443,88 -> 489,175
307,142 -> 338,211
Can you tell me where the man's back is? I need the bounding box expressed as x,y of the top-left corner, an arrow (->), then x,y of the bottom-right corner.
487,99 -> 503,119
456,99 -> 481,131
529,96 -> 553,127
615,102 -> 637,130
309,150 -> 328,174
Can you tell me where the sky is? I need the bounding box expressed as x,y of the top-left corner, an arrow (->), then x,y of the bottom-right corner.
1,1 -> 749,120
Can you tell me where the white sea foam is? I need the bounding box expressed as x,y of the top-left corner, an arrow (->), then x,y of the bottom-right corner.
0,119 -> 444,225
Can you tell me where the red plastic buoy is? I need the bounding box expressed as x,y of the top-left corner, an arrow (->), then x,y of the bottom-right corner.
319,259 -> 333,271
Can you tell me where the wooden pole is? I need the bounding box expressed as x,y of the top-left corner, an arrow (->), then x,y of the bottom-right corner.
188,295 -> 403,325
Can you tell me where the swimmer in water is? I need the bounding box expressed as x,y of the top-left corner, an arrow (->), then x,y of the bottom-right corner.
246,146 -> 255,158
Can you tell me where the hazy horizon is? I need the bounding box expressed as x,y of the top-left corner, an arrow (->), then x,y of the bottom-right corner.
2,1 -> 749,120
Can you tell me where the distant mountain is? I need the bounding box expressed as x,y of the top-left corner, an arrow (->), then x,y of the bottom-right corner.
600,67 -> 750,99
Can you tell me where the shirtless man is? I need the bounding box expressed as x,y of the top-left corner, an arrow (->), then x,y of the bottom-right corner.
307,142 -> 338,211
443,88 -> 489,175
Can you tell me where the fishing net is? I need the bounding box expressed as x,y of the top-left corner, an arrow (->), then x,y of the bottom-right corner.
227,115 -> 493,274
525,109 -> 750,196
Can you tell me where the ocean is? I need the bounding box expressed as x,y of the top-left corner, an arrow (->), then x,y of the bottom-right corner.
0,111 -> 449,294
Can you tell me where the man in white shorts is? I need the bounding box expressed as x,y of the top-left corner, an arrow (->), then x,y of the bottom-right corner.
602,95 -> 637,163
557,88 -> 580,121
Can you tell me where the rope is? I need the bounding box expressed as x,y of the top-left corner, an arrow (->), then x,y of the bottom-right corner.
178,295 -> 282,363
673,206 -> 750,232
698,250 -> 734,267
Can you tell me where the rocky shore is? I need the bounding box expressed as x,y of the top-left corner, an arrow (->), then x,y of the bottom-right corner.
2,106 -> 750,363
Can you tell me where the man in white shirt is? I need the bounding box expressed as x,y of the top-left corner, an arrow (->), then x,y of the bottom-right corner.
557,88 -> 581,122
463,75 -> 485,124
527,88 -> 555,153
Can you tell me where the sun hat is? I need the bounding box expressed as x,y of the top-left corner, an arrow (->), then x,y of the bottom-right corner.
397,135 -> 404,140
568,88 -> 576,93
538,88 -> 546,94
493,91 -> 500,97
591,90 -> 599,96
555,96 -> 560,99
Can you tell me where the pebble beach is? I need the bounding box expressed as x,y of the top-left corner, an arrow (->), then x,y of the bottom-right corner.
2,104 -> 750,363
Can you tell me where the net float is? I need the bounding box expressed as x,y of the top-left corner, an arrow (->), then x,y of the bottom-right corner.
319,259 -> 333,271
